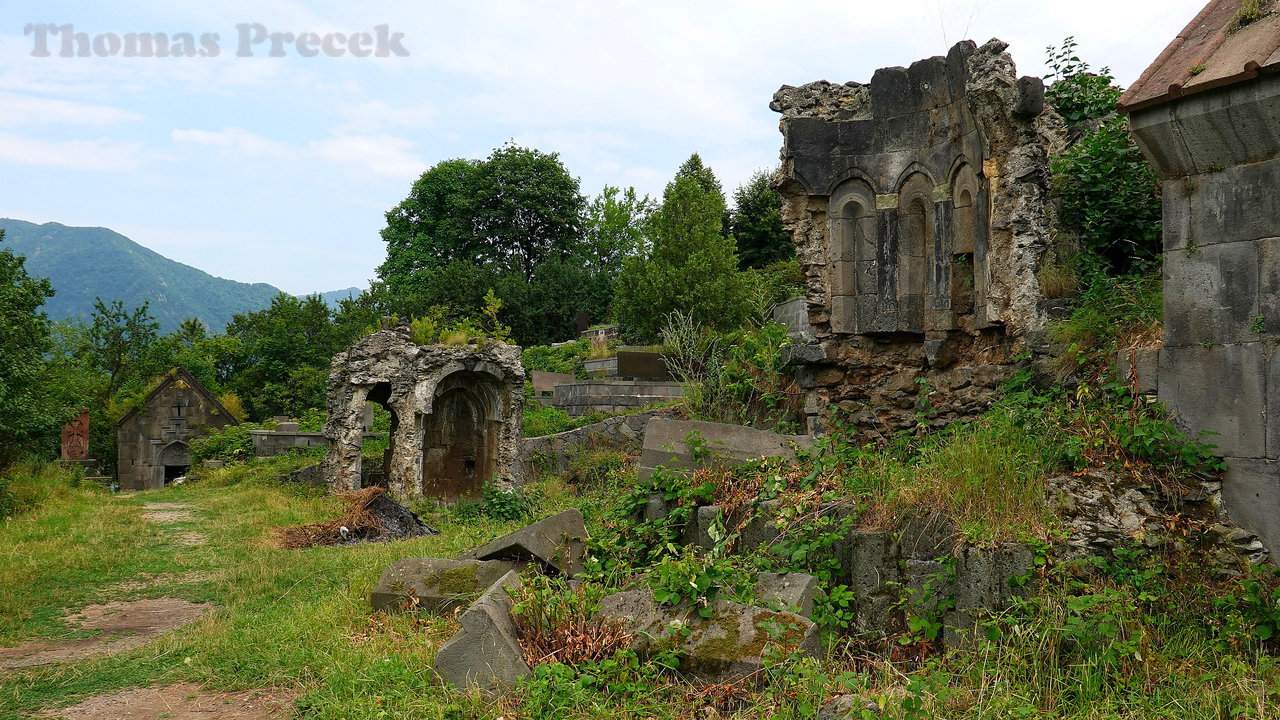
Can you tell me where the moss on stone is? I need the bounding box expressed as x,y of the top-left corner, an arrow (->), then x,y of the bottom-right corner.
435,564 -> 480,596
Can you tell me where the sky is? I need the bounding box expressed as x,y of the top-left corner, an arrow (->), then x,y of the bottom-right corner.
0,0 -> 1206,296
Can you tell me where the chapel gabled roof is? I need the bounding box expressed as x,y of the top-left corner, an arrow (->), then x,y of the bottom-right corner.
1117,0 -> 1280,113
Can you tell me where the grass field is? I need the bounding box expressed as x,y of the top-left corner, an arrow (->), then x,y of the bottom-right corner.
3,425 -> 1280,720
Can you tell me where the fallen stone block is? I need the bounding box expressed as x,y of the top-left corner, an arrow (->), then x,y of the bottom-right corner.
458,508 -> 587,576
598,589 -> 820,683
638,419 -> 813,484
434,571 -> 530,692
370,558 -> 519,613
755,572 -> 822,618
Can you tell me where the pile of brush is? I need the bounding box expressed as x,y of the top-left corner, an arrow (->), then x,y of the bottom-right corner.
275,487 -> 436,549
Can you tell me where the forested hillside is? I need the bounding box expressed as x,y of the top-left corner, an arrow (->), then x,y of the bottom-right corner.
0,219 -> 282,332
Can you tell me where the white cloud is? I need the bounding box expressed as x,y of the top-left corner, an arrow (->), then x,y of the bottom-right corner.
171,126 -> 289,158
0,132 -> 145,170
309,132 -> 425,180
333,99 -> 437,133
0,91 -> 142,126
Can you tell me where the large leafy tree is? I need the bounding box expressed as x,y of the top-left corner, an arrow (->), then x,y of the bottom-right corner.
378,144 -> 585,292
729,169 -> 794,269
222,294 -> 348,419
82,298 -> 161,404
0,230 -> 58,465
613,157 -> 750,341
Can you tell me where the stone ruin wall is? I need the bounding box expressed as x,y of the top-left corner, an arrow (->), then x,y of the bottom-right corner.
321,326 -> 525,501
772,39 -> 1067,438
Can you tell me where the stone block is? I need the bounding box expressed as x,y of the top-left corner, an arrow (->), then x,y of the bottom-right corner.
458,509 -> 587,576
738,500 -> 783,552
637,419 -> 811,484
434,571 -> 530,692
781,342 -> 826,366
904,560 -> 948,613
370,558 -> 519,613
1163,240 -> 1259,347
616,351 -> 672,380
1224,458 -> 1280,558
755,572 -> 822,618
680,504 -> 725,552
597,589 -> 820,683
531,371 -> 575,396
1013,76 -> 1045,117
1159,344 -> 1266,459
943,544 -> 1033,649
848,530 -> 901,633
1114,347 -> 1160,395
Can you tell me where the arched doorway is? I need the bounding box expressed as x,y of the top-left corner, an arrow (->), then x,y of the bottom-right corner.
421,371 -> 503,500
158,441 -> 190,484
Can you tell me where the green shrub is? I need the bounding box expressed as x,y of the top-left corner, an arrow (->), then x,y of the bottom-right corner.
0,462 -> 81,519
522,406 -> 576,437
190,423 -> 259,464
522,339 -> 588,377
480,481 -> 532,521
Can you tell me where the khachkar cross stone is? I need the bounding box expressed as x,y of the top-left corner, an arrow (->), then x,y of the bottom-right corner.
60,409 -> 90,461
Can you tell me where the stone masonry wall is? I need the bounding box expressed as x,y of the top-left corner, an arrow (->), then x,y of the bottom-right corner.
1125,72 -> 1280,554
772,39 -> 1066,438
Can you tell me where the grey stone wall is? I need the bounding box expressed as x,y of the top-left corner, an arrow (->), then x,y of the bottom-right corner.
772,39 -> 1066,438
551,380 -> 683,417
1126,72 -> 1280,555
520,406 -> 683,476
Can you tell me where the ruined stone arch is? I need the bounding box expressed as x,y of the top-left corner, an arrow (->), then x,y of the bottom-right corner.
321,327 -> 524,501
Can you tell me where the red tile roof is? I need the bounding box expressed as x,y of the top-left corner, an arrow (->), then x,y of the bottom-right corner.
1117,0 -> 1280,113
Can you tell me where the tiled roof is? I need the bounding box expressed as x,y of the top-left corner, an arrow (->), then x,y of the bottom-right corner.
1117,0 -> 1280,113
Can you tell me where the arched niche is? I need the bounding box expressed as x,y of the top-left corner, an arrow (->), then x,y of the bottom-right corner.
950,163 -> 984,316
897,172 -> 934,331
421,370 -> 505,501
364,382 -> 396,488
829,177 -> 877,298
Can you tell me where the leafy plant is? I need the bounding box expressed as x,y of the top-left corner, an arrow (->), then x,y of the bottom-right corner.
480,481 -> 532,521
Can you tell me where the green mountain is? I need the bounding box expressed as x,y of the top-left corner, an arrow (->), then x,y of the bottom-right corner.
0,218 -> 283,333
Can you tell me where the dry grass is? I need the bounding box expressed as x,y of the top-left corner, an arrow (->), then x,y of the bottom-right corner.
510,578 -> 634,667
272,487 -> 388,548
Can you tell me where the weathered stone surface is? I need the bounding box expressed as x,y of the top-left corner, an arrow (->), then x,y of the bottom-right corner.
638,419 -> 812,484
755,572 -> 821,618
434,571 -> 530,692
370,558 -> 519,613
531,370 -> 575,396
552,380 -> 683,417
61,409 -> 90,462
520,405 -> 683,476
1115,347 -> 1160,395
320,324 -> 524,500
819,694 -> 882,720
773,39 -> 1066,440
458,509 -> 587,576
597,589 -> 820,683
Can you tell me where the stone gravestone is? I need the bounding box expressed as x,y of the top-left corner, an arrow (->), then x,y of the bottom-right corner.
531,370 -> 575,397
60,409 -> 90,462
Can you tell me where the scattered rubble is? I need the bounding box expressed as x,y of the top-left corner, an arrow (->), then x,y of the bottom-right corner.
433,571 -> 531,692
597,589 -> 821,683
370,558 -> 519,613
457,508 -> 587,576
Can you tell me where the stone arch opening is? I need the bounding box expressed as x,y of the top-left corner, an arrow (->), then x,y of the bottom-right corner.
158,441 -> 190,484
421,371 -> 504,500
363,382 -> 397,489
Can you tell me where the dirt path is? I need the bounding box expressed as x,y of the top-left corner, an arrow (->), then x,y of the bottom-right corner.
0,598 -> 209,669
38,683 -> 299,719
0,500 -> 214,670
